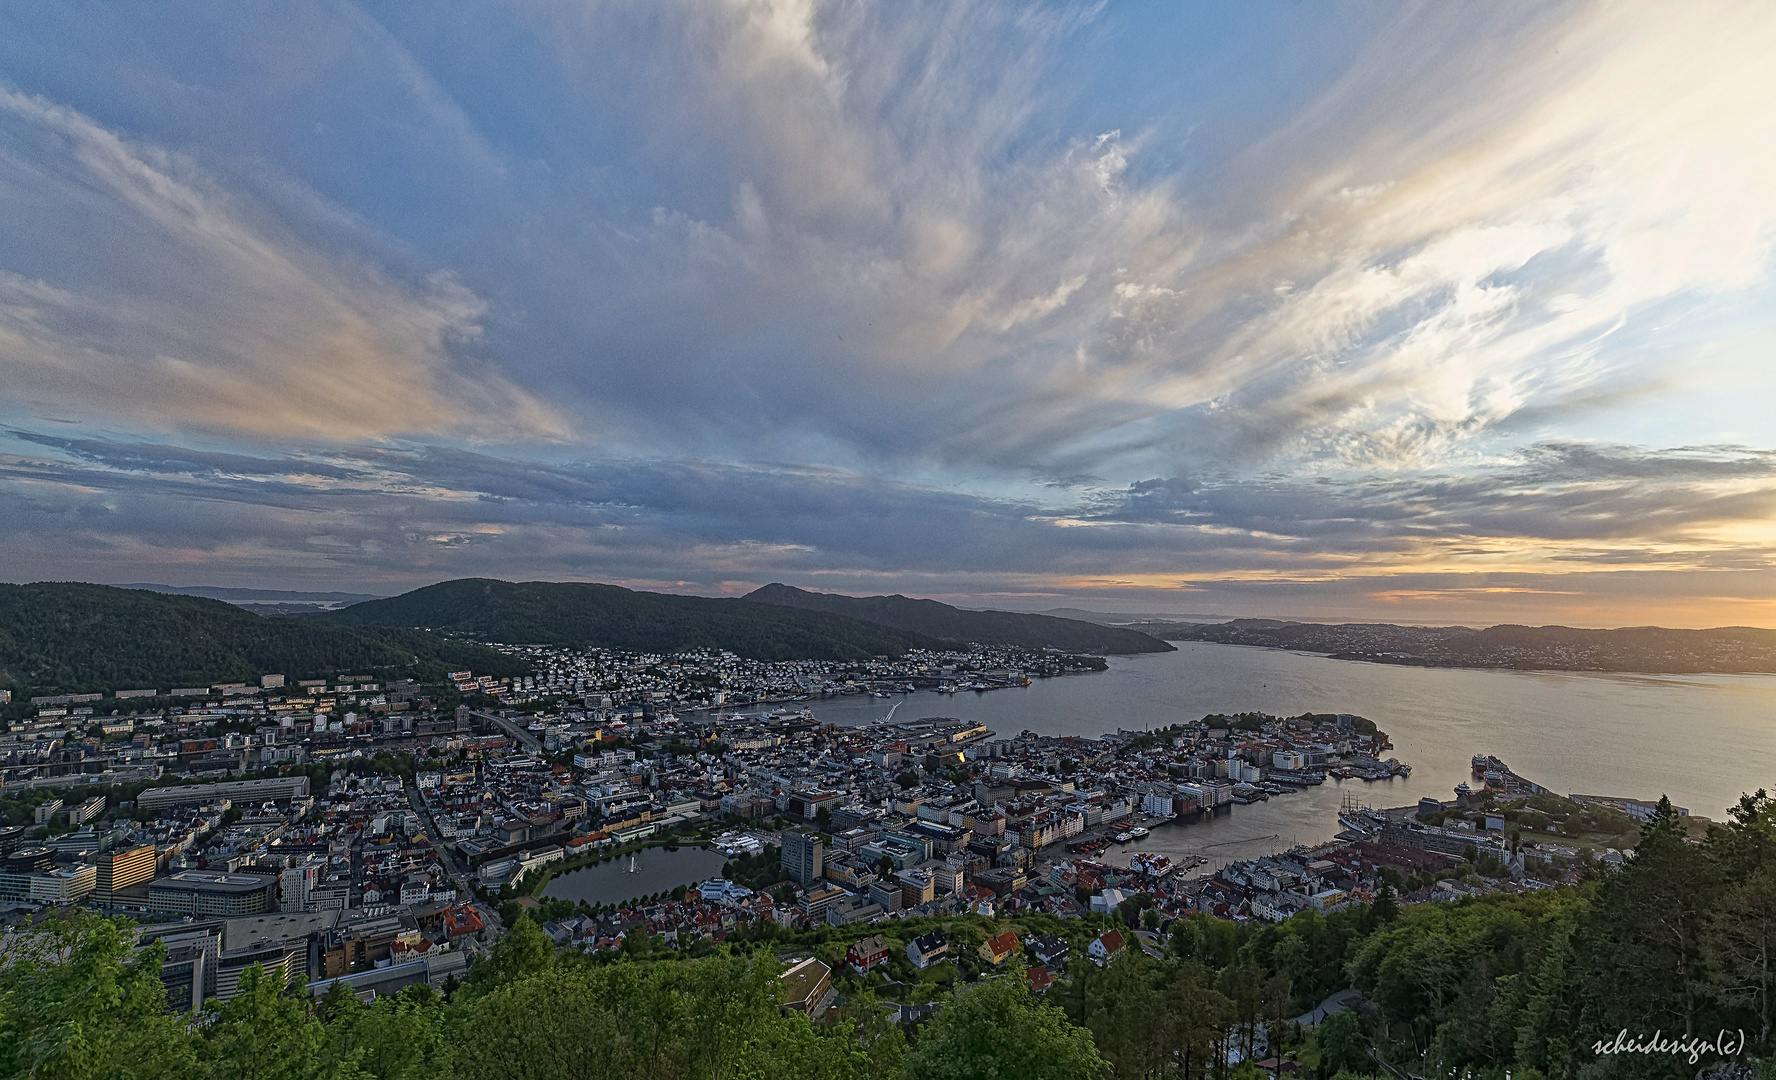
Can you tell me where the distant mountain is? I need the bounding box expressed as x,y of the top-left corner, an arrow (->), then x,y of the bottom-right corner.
1041,607 -> 1227,625
0,583 -> 522,698
312,579 -> 946,661
742,584 -> 1175,654
118,584 -> 384,607
1142,618 -> 1776,674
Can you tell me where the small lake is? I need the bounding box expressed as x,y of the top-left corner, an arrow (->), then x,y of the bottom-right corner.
541,845 -> 729,906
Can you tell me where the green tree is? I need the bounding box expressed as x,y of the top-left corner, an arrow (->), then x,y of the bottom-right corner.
1576,796 -> 1719,1040
1171,913 -> 1240,969
1218,962 -> 1266,1065
319,984 -> 448,1080
902,975 -> 1108,1080
1085,950 -> 1164,1080
449,966 -> 632,1080
460,913 -> 551,996
1315,1011 -> 1368,1079
0,912 -> 196,1080
1703,790 -> 1776,1043
1156,960 -> 1232,1080
200,966 -> 361,1080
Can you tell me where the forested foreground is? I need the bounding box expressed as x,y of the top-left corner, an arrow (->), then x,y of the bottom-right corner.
5,796 -> 1776,1080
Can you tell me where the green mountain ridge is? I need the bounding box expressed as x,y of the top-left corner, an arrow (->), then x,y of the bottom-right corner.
1143,617 -> 1776,673
309,578 -> 949,661
742,583 -> 1176,655
0,583 -> 523,697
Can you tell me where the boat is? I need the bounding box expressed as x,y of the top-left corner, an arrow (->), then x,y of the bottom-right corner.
1114,831 -> 1133,844
1128,826 -> 1150,839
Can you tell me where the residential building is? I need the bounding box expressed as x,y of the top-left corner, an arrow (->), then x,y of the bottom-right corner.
66,796 -> 106,826
979,930 -> 1019,967
798,883 -> 845,922
1027,934 -> 1070,968
1088,929 -> 1126,967
907,930 -> 949,969
846,933 -> 890,972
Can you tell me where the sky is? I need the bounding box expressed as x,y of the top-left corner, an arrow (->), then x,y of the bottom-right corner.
3,1 -> 1776,628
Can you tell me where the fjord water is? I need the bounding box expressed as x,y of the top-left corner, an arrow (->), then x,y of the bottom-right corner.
809,642 -> 1776,865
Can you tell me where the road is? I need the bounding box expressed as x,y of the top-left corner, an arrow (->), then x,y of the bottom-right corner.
469,709 -> 543,753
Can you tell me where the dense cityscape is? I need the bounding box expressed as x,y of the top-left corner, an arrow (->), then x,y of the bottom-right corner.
0,639 -> 1658,1024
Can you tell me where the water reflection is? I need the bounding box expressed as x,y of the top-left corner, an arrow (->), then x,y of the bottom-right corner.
541,846 -> 729,906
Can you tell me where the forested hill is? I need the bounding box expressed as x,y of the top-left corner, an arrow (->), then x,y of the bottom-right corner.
742,584 -> 1175,655
312,579 -> 948,661
0,583 -> 522,697
1141,617 -> 1776,673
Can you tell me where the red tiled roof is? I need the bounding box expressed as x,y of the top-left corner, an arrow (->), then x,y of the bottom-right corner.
983,930 -> 1019,957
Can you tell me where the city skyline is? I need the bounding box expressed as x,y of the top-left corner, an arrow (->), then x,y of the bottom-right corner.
4,2 -> 1776,627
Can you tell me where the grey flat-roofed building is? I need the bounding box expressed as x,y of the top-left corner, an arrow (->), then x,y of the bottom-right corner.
138,776 -> 311,811
149,870 -> 279,917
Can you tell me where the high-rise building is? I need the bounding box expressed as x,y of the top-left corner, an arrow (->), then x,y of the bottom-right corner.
93,843 -> 157,899
781,831 -> 824,886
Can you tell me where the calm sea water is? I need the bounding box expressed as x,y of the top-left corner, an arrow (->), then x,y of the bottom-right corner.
799,642 -> 1776,865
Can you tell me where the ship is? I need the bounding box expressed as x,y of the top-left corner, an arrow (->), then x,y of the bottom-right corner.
1337,793 -> 1368,833
1128,826 -> 1150,839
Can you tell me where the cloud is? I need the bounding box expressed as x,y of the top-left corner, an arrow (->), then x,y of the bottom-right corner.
0,90 -> 562,442
4,430 -> 1776,624
2,2 -> 1776,627
447,0 -> 1776,488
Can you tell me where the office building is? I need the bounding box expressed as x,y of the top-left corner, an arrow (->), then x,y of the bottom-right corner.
137,776 -> 310,811
780,831 -> 824,886
92,843 -> 157,899
148,871 -> 279,917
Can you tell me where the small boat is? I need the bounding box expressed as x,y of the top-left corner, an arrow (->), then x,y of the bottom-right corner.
1129,826 -> 1150,839
1114,832 -> 1133,844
